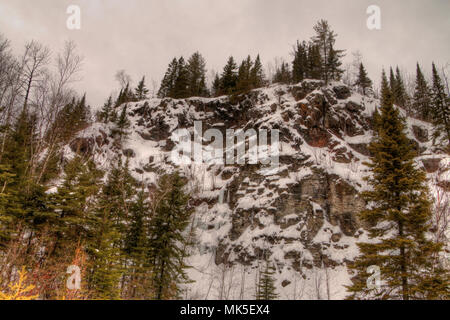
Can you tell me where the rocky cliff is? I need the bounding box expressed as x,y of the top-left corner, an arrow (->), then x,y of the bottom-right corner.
65,80 -> 449,299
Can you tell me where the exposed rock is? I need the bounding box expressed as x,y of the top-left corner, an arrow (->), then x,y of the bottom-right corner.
138,131 -> 153,140
281,280 -> 291,287
290,80 -> 324,100
349,143 -> 371,156
332,85 -> 351,99
422,158 -> 442,173
331,233 -> 342,242
62,80 -> 445,298
412,125 -> 429,143
70,137 -> 95,155
345,101 -> 362,113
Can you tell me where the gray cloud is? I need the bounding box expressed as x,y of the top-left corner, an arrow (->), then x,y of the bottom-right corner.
1,0 -> 449,107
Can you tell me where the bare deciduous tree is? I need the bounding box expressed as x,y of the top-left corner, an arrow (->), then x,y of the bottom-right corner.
115,69 -> 132,89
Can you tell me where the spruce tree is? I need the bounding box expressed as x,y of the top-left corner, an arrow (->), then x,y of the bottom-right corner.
220,56 -> 238,95
389,67 -> 396,96
148,172 -> 193,300
430,62 -> 450,147
98,96 -> 113,123
236,55 -> 253,92
212,73 -> 221,97
251,54 -> 265,88
256,259 -> 278,300
307,43 -> 323,80
135,76 -> 149,101
116,83 -> 135,106
393,67 -> 409,108
273,62 -> 291,84
173,57 -> 189,99
355,63 -> 372,95
412,63 -> 432,121
187,52 -> 209,97
87,158 -> 137,299
123,186 -> 153,299
327,43 -> 345,82
113,105 -> 131,141
312,19 -> 343,83
158,58 -> 179,98
347,71 -> 449,300
292,41 -> 308,83
0,163 -> 20,246
48,156 -> 103,261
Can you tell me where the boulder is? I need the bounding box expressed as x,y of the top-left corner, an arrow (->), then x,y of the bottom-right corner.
412,125 -> 429,142
422,158 -> 442,173
332,85 -> 351,99
70,137 -> 95,155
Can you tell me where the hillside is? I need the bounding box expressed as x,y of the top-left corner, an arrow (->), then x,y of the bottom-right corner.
65,80 -> 449,299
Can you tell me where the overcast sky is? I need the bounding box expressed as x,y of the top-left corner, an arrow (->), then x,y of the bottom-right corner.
1,0 -> 449,107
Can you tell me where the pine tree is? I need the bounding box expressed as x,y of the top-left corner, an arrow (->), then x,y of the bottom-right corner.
250,54 -> 265,88
389,67 -> 396,97
48,156 -> 103,261
355,63 -> 372,95
292,41 -> 308,83
236,55 -> 253,92
187,52 -> 209,97
148,172 -> 193,300
135,76 -> 149,101
173,57 -> 189,99
158,58 -> 179,98
87,158 -> 137,299
393,67 -> 409,108
327,43 -> 345,81
2,109 -> 52,233
412,63 -> 432,121
0,163 -> 20,247
307,43 -> 323,80
256,259 -> 278,300
347,71 -> 449,300
113,105 -> 131,141
54,95 -> 91,143
116,83 -> 135,106
430,62 -> 450,147
312,19 -> 343,83
98,96 -> 113,123
212,73 -> 221,97
123,185 -> 153,299
220,56 -> 238,95
273,62 -> 291,84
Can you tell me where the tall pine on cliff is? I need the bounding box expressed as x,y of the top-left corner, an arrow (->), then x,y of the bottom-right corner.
187,52 -> 209,97
134,76 -> 149,101
393,67 -> 409,109
430,62 -> 450,148
251,54 -> 265,88
355,63 -> 372,96
158,58 -> 179,98
412,63 -> 432,121
347,71 -> 449,300
312,19 -> 344,83
220,56 -> 238,95
292,41 -> 308,83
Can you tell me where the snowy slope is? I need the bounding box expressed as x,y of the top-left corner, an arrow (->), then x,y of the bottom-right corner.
65,80 -> 449,300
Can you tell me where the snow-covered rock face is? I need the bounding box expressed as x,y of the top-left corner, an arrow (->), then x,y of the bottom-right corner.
68,80 -> 448,299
